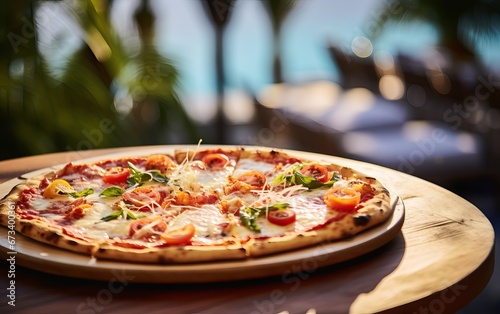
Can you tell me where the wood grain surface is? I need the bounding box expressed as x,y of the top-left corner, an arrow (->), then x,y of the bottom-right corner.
0,146 -> 495,314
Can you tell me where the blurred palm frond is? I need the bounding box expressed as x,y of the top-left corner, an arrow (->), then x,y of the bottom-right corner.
0,0 -> 196,160
373,0 -> 500,58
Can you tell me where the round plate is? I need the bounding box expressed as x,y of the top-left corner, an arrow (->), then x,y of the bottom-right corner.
0,147 -> 405,283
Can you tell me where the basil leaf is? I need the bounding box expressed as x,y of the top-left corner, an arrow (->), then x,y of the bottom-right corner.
126,162 -> 169,186
293,171 -> 343,189
266,203 -> 290,210
127,162 -> 146,186
67,188 -> 94,198
100,210 -> 124,222
272,171 -> 295,186
100,209 -> 137,222
148,170 -> 169,183
293,171 -> 324,189
240,207 -> 262,232
240,203 -> 290,232
271,173 -> 285,185
324,172 -> 342,186
273,164 -> 343,190
333,172 -> 342,181
126,211 -> 137,220
99,187 -> 125,197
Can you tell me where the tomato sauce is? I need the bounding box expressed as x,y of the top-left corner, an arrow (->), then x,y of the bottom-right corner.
255,150 -> 302,165
307,211 -> 350,231
95,157 -> 147,169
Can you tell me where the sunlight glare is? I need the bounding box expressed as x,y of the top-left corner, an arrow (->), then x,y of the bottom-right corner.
351,36 -> 373,58
223,90 -> 256,123
379,75 -> 405,100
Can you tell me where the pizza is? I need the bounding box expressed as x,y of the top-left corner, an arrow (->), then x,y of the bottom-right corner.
0,146 -> 393,264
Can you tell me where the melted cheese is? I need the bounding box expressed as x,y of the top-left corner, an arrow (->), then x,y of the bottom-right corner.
288,192 -> 330,231
73,203 -> 131,239
30,197 -> 56,211
169,205 -> 226,238
233,158 -> 277,178
169,161 -> 233,194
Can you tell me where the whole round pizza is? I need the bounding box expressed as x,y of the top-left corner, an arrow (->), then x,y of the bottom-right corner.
0,147 -> 393,264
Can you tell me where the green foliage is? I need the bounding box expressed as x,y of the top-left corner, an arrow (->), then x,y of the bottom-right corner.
0,0 -> 197,160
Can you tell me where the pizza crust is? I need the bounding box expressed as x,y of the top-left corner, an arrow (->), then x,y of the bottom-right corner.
94,242 -> 248,264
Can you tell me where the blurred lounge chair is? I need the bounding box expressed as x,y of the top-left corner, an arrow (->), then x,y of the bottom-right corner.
328,45 -> 380,92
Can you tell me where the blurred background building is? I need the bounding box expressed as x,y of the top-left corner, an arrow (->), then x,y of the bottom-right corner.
1,0 -> 499,311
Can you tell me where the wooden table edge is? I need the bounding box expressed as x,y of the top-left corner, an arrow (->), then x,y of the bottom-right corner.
381,245 -> 495,314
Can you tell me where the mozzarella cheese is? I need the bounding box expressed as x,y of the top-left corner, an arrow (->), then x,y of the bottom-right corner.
169,161 -> 233,194
169,205 -> 225,238
232,158 -> 277,178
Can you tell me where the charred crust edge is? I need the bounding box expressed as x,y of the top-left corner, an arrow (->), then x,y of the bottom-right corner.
353,214 -> 371,226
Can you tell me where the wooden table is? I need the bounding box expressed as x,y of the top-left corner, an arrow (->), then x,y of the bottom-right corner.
0,146 -> 495,313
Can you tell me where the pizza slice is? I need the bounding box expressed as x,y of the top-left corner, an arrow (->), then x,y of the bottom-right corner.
219,150 -> 392,257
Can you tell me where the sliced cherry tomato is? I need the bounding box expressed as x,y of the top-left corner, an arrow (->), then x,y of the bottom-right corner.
123,186 -> 161,207
160,224 -> 196,245
43,179 -> 74,198
201,153 -> 230,170
237,171 -> 267,188
103,167 -> 130,184
267,209 -> 296,226
323,187 -> 361,211
129,217 -> 167,237
300,164 -> 329,183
